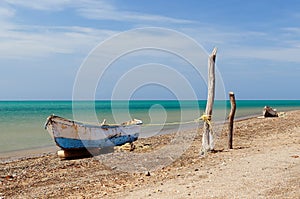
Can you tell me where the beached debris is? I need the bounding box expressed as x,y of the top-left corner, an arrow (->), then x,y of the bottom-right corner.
114,142 -> 135,152
145,171 -> 151,176
134,142 -> 151,151
263,106 -> 278,117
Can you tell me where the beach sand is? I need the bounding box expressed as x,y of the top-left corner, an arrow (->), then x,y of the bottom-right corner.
1,110 -> 299,198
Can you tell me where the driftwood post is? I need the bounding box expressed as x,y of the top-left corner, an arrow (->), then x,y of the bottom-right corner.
228,92 -> 236,149
201,47 -> 217,154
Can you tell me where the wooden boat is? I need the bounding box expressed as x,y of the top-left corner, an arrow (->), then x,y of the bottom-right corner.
44,115 -> 142,150
263,106 -> 278,117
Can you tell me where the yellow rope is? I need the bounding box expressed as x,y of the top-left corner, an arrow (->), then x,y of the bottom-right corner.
198,114 -> 213,131
49,115 -> 212,128
199,114 -> 211,124
142,114 -> 213,127
74,114 -> 213,127
98,120 -> 197,127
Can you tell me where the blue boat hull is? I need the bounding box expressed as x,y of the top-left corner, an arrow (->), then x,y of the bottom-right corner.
54,133 -> 139,149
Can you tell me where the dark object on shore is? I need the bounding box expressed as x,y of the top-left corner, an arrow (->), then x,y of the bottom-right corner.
145,171 -> 151,176
57,148 -> 100,159
263,106 -> 278,117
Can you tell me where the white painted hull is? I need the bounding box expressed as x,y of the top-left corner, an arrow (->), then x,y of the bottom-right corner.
45,115 -> 142,149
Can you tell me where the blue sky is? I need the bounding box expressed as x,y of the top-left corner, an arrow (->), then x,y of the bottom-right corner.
0,0 -> 299,100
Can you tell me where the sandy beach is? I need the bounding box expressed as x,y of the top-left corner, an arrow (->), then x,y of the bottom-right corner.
1,110 -> 299,198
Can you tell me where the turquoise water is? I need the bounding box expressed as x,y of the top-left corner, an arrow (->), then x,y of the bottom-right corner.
1,100 -> 300,154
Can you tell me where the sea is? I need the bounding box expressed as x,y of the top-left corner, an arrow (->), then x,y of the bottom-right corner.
1,100 -> 300,155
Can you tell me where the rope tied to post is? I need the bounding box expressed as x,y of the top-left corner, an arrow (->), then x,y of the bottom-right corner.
198,114 -> 213,130
95,114 -> 215,127
143,114 -> 213,127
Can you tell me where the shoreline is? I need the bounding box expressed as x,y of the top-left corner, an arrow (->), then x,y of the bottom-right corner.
0,113 -> 262,163
1,110 -> 299,198
0,145 -> 58,163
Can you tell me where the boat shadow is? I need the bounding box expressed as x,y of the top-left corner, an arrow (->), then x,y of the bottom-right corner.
59,147 -> 115,160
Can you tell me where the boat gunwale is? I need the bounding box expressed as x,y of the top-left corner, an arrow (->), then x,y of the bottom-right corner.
45,115 -> 142,129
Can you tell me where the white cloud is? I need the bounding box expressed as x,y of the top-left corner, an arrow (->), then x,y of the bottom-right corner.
222,46 -> 300,63
0,23 -> 117,59
4,0 -> 71,11
76,2 -> 193,24
182,25 -> 300,63
4,0 -> 193,24
75,0 -> 194,24
0,0 -> 195,59
282,27 -> 300,33
2,0 -> 300,64
0,6 -> 15,18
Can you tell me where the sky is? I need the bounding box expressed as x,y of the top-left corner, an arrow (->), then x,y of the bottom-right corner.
0,0 -> 300,100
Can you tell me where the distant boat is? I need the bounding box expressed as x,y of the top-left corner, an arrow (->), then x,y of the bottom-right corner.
44,115 -> 142,150
263,106 -> 278,117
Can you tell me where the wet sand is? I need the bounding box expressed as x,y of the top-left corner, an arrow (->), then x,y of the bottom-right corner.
0,146 -> 58,164
1,110 -> 299,198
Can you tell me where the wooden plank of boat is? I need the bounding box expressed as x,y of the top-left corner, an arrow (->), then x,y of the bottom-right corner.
44,115 -> 142,150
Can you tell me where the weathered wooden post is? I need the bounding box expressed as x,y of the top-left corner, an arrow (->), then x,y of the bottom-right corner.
201,47 -> 217,154
228,92 -> 236,149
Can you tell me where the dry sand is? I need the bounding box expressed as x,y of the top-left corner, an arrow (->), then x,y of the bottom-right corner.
1,110 -> 299,198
